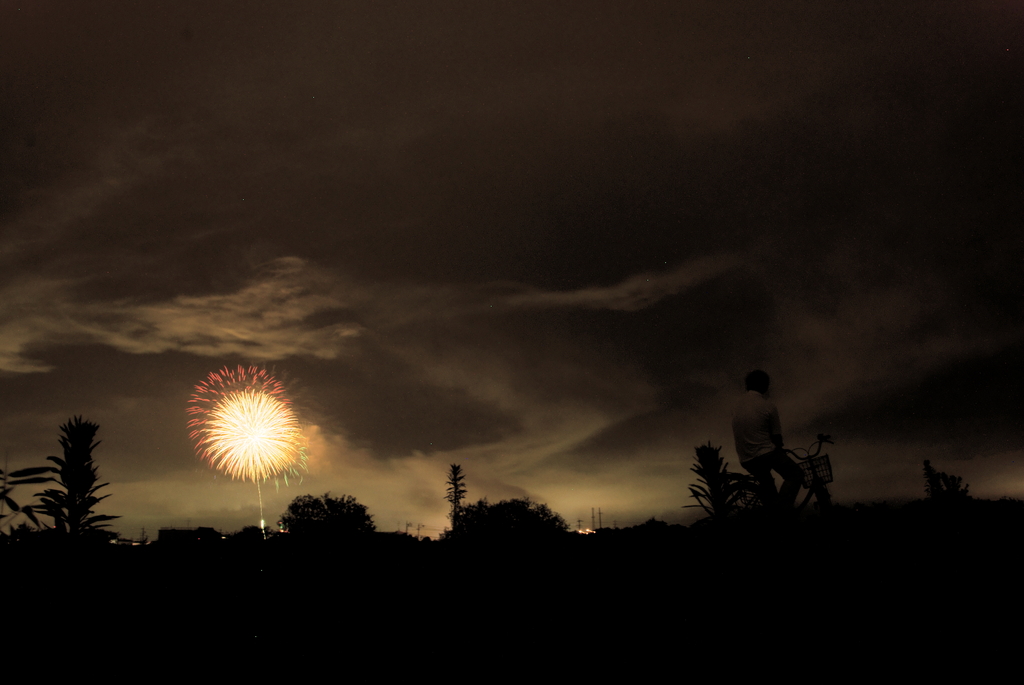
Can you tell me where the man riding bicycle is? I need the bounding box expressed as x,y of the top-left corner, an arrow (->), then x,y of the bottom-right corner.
732,370 -> 803,510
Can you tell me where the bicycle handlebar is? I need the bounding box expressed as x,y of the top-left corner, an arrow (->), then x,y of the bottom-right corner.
785,434 -> 835,461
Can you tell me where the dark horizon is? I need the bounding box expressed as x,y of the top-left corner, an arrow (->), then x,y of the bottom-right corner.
1,2 -> 1021,537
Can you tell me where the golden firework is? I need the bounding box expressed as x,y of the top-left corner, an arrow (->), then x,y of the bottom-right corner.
188,366 -> 305,483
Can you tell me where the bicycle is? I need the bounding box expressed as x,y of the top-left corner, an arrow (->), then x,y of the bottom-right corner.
736,434 -> 835,514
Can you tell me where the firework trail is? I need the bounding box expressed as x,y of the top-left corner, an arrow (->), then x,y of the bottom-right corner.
187,366 -> 306,485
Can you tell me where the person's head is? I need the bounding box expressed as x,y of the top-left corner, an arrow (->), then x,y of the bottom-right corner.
745,370 -> 770,394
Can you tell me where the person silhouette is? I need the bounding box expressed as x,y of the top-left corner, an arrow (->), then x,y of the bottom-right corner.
732,370 -> 803,510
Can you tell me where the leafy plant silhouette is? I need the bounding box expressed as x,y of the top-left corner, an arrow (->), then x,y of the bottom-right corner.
35,417 -> 119,536
686,442 -> 748,521
1,463 -> 50,533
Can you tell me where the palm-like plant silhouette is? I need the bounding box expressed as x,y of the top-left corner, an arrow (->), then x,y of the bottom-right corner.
35,417 -> 119,536
686,442 -> 748,521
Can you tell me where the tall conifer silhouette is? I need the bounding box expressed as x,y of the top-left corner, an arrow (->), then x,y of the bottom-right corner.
444,464 -> 467,536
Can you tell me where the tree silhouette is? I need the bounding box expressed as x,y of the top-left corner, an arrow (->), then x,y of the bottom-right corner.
686,442 -> 747,521
923,460 -> 970,501
280,492 -> 375,538
444,464 -> 467,537
35,417 -> 119,537
457,497 -> 569,540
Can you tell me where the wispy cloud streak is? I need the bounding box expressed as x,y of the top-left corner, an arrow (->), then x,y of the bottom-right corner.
504,255 -> 743,311
0,257 -> 359,373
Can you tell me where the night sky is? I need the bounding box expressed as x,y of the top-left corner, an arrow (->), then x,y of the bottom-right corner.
2,1 -> 1021,538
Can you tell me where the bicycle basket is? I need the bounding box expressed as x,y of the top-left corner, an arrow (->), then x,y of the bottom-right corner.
798,453 -> 833,488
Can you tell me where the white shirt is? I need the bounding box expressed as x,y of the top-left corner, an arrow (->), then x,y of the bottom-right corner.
732,390 -> 782,463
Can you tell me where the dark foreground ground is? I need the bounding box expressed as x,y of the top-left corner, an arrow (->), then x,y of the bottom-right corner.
8,499 -> 1021,665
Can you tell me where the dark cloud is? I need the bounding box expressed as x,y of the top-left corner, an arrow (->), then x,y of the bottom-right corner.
817,341 -> 1024,455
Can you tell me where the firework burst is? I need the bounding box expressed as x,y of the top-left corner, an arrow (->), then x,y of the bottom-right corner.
188,366 -> 307,484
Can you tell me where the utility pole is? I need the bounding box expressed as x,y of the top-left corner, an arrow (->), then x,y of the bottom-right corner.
598,508 -> 603,530
591,508 -> 595,531
576,518 -> 584,531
